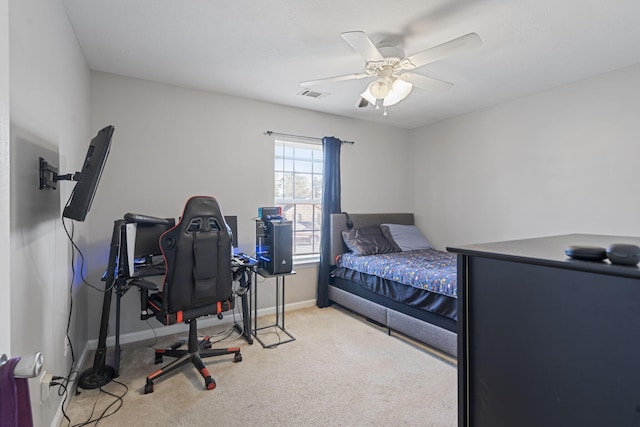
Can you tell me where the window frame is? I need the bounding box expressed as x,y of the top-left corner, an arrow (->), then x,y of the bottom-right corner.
274,136 -> 323,262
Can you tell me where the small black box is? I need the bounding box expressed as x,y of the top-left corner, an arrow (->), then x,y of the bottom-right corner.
606,243 -> 640,266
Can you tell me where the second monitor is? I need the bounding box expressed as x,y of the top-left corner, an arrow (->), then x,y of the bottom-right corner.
225,215 -> 238,250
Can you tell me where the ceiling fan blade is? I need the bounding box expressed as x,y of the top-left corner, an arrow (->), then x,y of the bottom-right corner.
300,73 -> 371,87
401,73 -> 453,92
406,33 -> 482,68
341,31 -> 385,62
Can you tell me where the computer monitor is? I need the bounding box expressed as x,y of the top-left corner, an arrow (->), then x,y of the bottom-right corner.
62,125 -> 115,221
225,215 -> 238,248
133,220 -> 175,261
124,219 -> 175,276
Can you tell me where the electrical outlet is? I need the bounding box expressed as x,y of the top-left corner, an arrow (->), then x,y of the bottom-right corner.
40,372 -> 54,403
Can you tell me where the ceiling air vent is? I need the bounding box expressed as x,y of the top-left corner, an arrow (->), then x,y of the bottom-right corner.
298,89 -> 328,99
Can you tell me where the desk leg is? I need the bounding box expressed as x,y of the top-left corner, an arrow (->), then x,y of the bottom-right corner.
252,272 -> 295,348
275,276 -> 280,327
239,284 -> 253,345
232,266 -> 253,344
114,286 -> 122,376
252,270 -> 257,339
281,276 -> 285,330
77,220 -> 123,389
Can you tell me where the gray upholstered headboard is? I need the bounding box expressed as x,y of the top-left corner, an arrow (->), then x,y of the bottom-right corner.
329,213 -> 414,264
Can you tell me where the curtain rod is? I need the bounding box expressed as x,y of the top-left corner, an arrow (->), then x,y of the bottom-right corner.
264,130 -> 355,144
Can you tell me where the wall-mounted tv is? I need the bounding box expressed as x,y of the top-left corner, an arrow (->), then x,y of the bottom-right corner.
62,125 -> 114,221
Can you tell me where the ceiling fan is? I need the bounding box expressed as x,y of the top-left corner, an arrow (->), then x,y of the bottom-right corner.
300,31 -> 482,114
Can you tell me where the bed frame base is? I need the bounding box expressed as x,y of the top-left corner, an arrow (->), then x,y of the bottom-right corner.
329,286 -> 457,357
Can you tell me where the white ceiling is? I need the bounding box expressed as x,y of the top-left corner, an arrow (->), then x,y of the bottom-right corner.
62,0 -> 640,129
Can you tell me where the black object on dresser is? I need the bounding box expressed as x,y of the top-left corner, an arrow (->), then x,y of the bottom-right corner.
448,234 -> 640,427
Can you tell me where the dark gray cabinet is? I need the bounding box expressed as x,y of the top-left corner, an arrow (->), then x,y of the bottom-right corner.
448,234 -> 640,427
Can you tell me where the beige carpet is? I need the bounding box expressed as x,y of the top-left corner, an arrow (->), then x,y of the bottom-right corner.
64,306 -> 457,426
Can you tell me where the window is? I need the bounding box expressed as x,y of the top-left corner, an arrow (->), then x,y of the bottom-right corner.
274,137 -> 323,258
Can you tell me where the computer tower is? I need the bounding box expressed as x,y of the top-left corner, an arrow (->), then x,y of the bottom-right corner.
256,219 -> 292,274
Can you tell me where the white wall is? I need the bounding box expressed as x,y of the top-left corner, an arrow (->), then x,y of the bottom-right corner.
0,0 -> 10,354
9,0 -> 90,425
411,63 -> 640,250
86,71 -> 414,339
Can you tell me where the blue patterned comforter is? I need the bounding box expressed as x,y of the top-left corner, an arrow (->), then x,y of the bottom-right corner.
337,249 -> 457,298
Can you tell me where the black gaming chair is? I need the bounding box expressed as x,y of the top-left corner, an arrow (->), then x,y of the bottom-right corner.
143,196 -> 242,394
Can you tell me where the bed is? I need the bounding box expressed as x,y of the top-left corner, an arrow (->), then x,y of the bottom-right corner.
328,213 -> 457,356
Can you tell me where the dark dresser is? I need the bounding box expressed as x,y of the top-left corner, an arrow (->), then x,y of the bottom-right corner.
448,234 -> 640,427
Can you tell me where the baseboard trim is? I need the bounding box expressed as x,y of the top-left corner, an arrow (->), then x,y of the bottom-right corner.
85,299 -> 316,350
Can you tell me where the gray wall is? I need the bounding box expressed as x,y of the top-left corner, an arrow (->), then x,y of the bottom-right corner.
411,63 -> 640,249
0,0 -> 9,354
86,71 -> 415,340
9,0 -> 91,425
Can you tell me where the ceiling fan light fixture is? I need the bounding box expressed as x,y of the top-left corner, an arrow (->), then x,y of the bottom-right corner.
368,78 -> 390,99
383,78 -> 413,106
360,87 -> 377,105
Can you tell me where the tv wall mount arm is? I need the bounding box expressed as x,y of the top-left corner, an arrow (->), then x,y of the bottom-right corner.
39,157 -> 80,190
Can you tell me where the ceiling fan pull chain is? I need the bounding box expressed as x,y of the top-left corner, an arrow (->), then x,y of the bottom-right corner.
383,106 -> 388,117
375,99 -> 380,110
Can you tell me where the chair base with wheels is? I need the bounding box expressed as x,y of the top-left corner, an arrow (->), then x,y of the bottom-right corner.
144,319 -> 242,394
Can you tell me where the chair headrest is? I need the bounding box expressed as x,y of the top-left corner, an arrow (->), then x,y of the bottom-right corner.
178,196 -> 225,233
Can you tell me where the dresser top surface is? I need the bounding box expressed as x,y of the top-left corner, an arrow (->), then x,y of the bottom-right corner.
447,233 -> 640,278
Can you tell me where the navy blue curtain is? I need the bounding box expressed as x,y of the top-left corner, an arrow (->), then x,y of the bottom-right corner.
316,136 -> 342,308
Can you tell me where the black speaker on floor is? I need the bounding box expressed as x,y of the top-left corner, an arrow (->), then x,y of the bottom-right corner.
256,219 -> 292,274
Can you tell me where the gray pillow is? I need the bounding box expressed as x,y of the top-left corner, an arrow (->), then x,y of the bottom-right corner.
342,225 -> 397,256
380,224 -> 432,251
